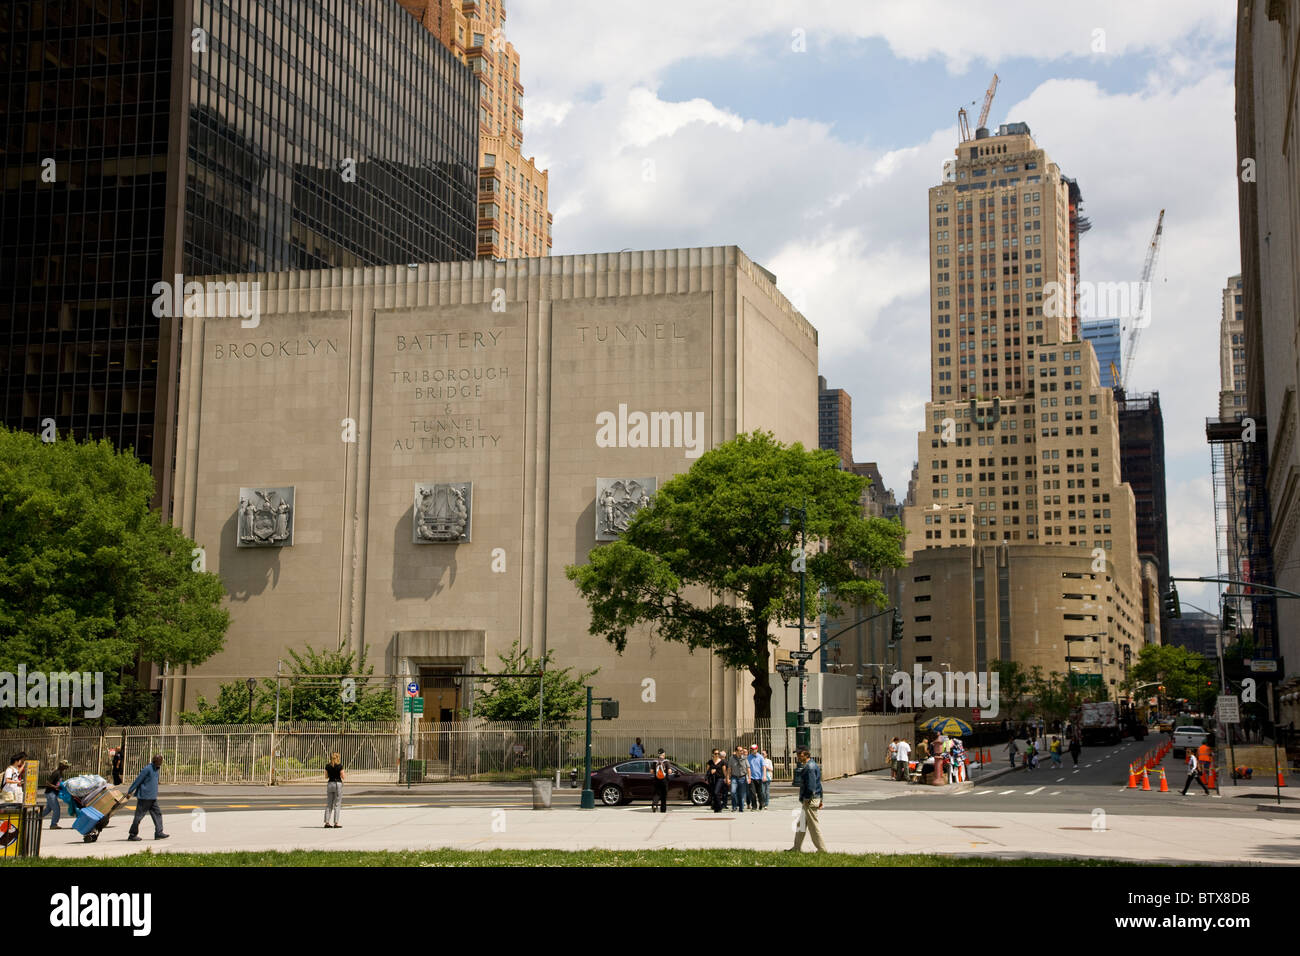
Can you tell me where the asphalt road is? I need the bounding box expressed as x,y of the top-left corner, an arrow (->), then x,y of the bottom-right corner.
856,736 -> 1295,819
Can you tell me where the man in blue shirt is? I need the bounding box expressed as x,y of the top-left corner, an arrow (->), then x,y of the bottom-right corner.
126,754 -> 170,842
629,738 -> 645,758
746,744 -> 766,810
787,747 -> 826,852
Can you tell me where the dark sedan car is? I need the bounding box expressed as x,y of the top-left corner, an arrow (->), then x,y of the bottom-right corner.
589,759 -> 712,807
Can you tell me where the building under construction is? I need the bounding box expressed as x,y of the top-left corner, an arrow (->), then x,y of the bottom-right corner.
1117,392 -> 1172,642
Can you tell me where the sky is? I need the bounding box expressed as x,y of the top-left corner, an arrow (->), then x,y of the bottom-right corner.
507,0 -> 1239,612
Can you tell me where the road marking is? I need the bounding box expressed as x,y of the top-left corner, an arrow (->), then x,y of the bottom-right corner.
1057,777 -> 1065,782
977,789 -> 995,795
1050,791 -> 1062,795
1026,786 -> 1045,795
998,789 -> 1016,795
1086,763 -> 1094,768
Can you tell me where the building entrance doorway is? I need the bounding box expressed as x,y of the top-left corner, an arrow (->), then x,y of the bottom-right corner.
417,666 -> 461,765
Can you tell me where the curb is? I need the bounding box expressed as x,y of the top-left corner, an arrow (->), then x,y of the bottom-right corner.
1256,803 -> 1300,813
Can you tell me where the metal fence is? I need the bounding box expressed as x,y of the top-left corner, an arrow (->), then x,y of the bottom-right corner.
0,720 -> 812,785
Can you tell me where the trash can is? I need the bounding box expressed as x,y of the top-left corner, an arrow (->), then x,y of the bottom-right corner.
406,759 -> 425,783
531,778 -> 553,809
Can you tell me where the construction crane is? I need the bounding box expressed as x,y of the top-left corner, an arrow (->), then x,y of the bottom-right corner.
1120,208 -> 1166,393
958,73 -> 999,142
977,73 -> 999,131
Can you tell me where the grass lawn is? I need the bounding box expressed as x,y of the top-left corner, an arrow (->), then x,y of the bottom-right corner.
11,848 -> 1143,867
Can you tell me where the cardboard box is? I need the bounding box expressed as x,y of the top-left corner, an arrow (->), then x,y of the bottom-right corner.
88,787 -> 125,816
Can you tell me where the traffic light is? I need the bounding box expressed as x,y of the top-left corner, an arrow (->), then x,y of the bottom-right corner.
1164,583 -> 1181,619
1222,602 -> 1238,631
891,608 -> 903,645
1158,685 -> 1166,694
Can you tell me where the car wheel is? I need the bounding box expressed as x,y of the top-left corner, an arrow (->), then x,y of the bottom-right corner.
690,784 -> 710,806
600,784 -> 622,806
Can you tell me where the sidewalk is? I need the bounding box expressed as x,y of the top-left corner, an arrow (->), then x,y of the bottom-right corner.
35,785 -> 1300,864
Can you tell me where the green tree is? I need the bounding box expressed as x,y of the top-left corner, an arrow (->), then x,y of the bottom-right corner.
990,660 -> 1032,722
467,640 -> 599,722
0,427 -> 228,726
1131,644 -> 1215,703
565,432 -> 906,720
180,644 -> 395,724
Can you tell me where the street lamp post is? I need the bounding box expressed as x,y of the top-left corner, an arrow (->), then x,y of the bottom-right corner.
776,661 -> 796,777
783,500 -> 810,751
246,677 -> 256,723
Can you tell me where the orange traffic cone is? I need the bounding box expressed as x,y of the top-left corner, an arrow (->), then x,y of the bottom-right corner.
1159,768 -> 1169,792
1127,765 -> 1139,788
1206,766 -> 1218,789
1278,767 -> 1288,788
1141,768 -> 1152,790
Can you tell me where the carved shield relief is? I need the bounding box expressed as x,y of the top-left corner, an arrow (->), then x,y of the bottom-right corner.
413,482 -> 473,544
237,487 -> 295,547
595,477 -> 657,541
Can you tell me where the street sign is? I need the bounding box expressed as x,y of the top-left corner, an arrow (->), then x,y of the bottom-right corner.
972,708 -> 981,721
785,711 -> 798,728
403,697 -> 425,714
1216,695 -> 1240,723
1249,660 -> 1277,672
406,682 -> 419,697
789,650 -> 814,661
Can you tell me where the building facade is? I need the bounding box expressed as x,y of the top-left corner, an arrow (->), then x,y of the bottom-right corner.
1116,391 -> 1170,644
164,247 -> 818,726
0,0 -> 479,514
818,375 -> 852,468
899,122 -> 1147,693
1235,0 -> 1296,705
1082,319 -> 1122,389
399,0 -> 553,260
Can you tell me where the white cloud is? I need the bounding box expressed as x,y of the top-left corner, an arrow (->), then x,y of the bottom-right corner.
509,1 -> 1233,104
508,4 -> 1239,588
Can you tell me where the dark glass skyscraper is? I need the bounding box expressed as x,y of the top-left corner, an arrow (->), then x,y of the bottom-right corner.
0,0 -> 478,510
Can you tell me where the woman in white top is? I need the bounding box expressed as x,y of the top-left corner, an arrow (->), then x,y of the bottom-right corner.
2,752 -> 27,801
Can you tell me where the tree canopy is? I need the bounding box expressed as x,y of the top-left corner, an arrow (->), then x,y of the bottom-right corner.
180,644 -> 395,724
1130,643 -> 1216,703
467,640 -> 598,722
0,426 -> 228,725
565,431 -> 906,720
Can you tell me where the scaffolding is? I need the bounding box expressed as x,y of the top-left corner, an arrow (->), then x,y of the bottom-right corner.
1206,415 -> 1275,657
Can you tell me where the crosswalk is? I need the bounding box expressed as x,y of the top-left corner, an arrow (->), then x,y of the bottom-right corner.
968,788 -> 1064,797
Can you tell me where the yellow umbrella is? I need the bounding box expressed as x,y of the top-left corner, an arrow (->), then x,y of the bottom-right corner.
919,716 -> 973,736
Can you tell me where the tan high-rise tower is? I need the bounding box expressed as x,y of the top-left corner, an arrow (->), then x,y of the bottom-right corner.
897,123 -> 1147,696
402,0 -> 553,259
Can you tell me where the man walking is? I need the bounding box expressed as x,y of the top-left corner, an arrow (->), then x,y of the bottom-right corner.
1006,735 -> 1019,769
1181,749 -> 1211,796
727,746 -> 750,812
651,749 -> 671,812
42,761 -> 70,829
747,744 -> 765,810
888,738 -> 899,779
786,748 -> 826,853
894,736 -> 912,782
1068,736 -> 1081,768
126,753 -> 170,842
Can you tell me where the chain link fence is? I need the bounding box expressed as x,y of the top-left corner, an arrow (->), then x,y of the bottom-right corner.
0,720 -> 810,784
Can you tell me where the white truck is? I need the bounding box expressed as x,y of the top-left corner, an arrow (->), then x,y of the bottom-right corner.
1080,701 -> 1123,745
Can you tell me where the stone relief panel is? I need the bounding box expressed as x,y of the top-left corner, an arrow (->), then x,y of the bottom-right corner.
595,477 -> 657,541
237,487 -> 295,547
413,482 -> 473,544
